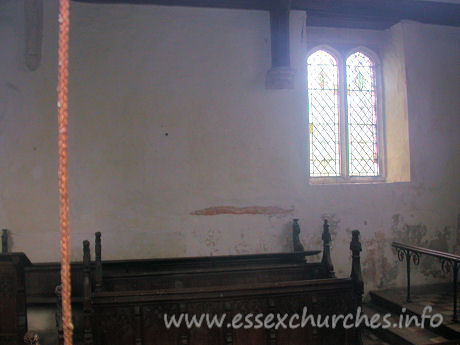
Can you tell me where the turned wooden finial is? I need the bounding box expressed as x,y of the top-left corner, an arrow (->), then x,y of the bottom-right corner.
95,232 -> 101,261
2,229 -> 8,254
292,219 -> 305,252
350,230 -> 364,295
321,219 -> 335,277
83,240 -> 91,270
95,232 -> 102,292
24,331 -> 40,345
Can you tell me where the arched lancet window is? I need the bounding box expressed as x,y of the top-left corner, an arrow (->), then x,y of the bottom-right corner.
346,52 -> 379,176
307,50 -> 340,177
307,47 -> 382,181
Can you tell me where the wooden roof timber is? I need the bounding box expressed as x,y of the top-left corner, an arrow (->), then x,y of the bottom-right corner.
72,0 -> 460,30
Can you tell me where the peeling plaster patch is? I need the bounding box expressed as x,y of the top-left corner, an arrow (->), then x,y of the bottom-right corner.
391,214 -> 427,245
362,231 -> 398,288
233,233 -> 250,254
359,214 -> 455,290
419,226 -> 451,279
190,206 -> 294,216
204,228 -> 222,255
391,214 -> 453,280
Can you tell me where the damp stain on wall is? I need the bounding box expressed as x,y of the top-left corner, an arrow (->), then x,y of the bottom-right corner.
359,214 -> 457,290
362,231 -> 398,288
190,206 -> 294,216
392,213 -> 454,279
204,228 -> 222,256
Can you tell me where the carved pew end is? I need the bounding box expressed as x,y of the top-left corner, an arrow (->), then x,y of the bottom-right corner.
321,219 -> 335,278
292,219 -> 305,252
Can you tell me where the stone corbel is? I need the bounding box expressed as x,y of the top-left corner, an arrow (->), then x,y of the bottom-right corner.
266,0 -> 295,89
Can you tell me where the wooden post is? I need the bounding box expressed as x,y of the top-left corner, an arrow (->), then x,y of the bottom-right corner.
83,241 -> 94,345
266,0 -> 295,89
95,232 -> 103,292
350,230 -> 364,345
224,302 -> 233,345
292,219 -> 305,252
267,298 -> 278,345
452,262 -> 459,323
55,285 -> 64,345
321,220 -> 335,278
134,305 -> 142,345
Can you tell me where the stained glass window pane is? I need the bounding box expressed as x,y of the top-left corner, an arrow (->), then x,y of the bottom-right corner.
346,52 -> 379,176
307,50 -> 340,177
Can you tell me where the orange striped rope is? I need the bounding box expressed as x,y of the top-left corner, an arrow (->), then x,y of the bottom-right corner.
57,0 -> 73,344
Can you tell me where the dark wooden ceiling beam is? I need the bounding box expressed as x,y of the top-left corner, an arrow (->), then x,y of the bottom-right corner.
305,14 -> 399,31
295,0 -> 460,27
72,0 -> 460,28
72,0 -> 270,10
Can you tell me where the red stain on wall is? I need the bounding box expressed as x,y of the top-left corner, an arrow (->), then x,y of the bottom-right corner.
190,206 -> 294,216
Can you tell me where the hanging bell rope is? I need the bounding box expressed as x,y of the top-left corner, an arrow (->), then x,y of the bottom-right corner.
57,0 -> 73,344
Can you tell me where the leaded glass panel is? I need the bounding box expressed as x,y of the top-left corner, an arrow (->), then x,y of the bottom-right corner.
307,50 -> 340,177
346,52 -> 379,176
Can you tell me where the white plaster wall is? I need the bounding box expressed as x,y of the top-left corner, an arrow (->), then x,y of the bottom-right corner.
0,0 -> 459,292
382,23 -> 411,183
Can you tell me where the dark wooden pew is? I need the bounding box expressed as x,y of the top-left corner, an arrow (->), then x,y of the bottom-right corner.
101,262 -> 327,291
0,229 -> 32,345
90,277 -> 357,345
91,230 -> 325,292
24,220 -> 321,302
0,219 -> 363,345
81,220 -> 364,345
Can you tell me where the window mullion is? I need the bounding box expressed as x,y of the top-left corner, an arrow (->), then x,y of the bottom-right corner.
338,58 -> 348,179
